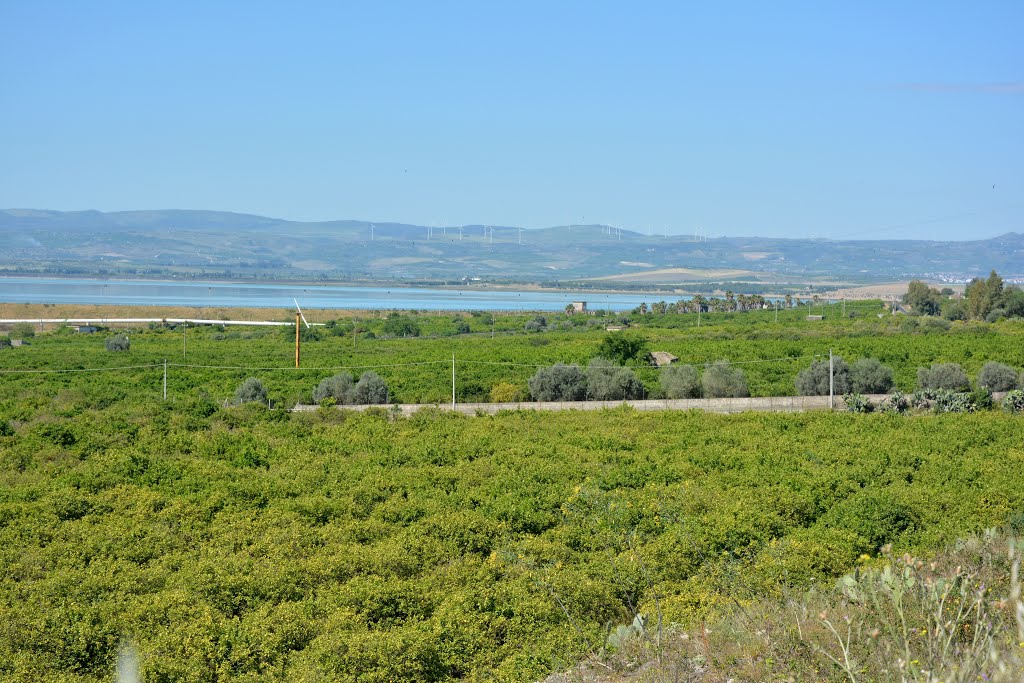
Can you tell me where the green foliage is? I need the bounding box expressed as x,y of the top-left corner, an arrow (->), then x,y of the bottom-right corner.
596,332 -> 648,365
917,362 -> 970,392
701,360 -> 748,398
313,372 -> 354,404
965,269 -> 1005,320
660,364 -> 701,399
584,358 -> 644,400
842,393 -> 872,413
352,370 -> 389,404
528,363 -> 586,401
930,389 -> 978,413
234,377 -> 268,404
524,315 -> 548,332
382,315 -> 421,338
823,490 -> 919,551
2,396 -> 1024,681
105,334 -> 130,352
489,381 -> 525,403
978,361 -> 1020,392
850,357 -> 894,394
1002,389 -> 1024,413
878,390 -> 908,414
10,322 -> 35,339
904,279 -> 942,315
795,357 -> 850,396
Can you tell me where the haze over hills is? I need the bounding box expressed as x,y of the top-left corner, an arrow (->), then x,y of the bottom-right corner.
2,209 -> 1022,288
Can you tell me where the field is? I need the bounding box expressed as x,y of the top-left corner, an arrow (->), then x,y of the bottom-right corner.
2,307 -> 1024,681
2,300 -> 1023,406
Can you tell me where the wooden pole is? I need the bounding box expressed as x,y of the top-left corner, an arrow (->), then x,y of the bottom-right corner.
295,312 -> 300,368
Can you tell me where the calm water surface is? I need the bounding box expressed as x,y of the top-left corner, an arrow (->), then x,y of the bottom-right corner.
0,277 -> 665,312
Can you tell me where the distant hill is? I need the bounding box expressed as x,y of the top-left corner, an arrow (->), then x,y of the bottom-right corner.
2,208 -> 1022,287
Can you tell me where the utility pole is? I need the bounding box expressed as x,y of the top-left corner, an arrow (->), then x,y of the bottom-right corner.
182,322 -> 187,359
491,315 -> 495,338
451,354 -> 456,410
829,349 -> 834,410
842,298 -> 846,317
697,306 -> 701,328
295,312 -> 301,368
774,300 -> 778,323
163,359 -> 167,400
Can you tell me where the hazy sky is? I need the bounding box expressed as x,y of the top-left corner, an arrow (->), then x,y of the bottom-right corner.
1,1 -> 1021,239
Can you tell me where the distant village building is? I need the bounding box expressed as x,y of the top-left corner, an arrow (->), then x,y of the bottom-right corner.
605,325 -> 624,332
71,325 -> 98,333
647,351 -> 679,367
10,339 -> 27,347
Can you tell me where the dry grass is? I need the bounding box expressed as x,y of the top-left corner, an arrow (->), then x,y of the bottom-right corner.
0,302 -> 355,326
547,529 -> 1024,682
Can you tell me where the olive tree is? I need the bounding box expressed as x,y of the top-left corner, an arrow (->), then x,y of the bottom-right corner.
661,364 -> 701,399
977,362 -> 1019,392
528,363 -> 586,401
795,357 -> 850,396
584,357 -> 644,400
351,371 -> 389,404
916,363 -> 970,392
313,373 -> 355,404
234,378 -> 267,404
105,335 -> 130,352
850,358 -> 894,394
702,361 -> 749,398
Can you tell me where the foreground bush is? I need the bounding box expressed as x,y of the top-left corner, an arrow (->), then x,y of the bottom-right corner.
588,529 -> 1024,682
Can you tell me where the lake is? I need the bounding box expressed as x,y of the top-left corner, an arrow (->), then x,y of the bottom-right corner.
0,277 -> 666,312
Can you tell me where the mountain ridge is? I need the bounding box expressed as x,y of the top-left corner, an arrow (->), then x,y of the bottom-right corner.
2,209 -> 1022,285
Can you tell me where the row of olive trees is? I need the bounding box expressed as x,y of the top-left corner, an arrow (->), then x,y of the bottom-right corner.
232,372 -> 391,406
796,356 -> 1023,395
660,361 -> 749,399
528,358 -> 750,401
528,359 -> 644,401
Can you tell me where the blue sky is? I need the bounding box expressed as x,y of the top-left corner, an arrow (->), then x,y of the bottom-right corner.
1,1 -> 1021,239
